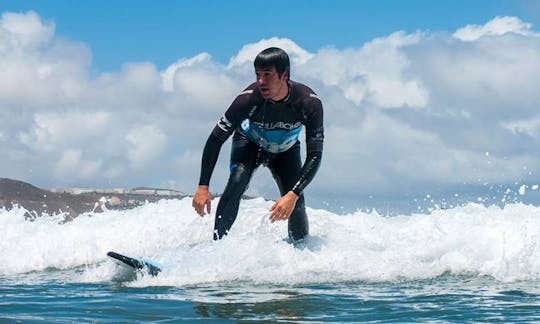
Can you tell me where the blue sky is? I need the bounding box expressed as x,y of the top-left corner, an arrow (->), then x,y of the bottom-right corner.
2,0 -> 538,71
1,1 -> 540,211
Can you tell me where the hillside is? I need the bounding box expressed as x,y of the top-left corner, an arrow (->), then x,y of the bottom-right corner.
0,178 -> 103,221
0,178 -> 187,221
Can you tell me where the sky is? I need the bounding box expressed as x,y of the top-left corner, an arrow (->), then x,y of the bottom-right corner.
1,0 -> 540,210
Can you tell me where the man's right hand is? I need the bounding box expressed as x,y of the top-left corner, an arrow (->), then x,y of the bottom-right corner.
192,185 -> 212,216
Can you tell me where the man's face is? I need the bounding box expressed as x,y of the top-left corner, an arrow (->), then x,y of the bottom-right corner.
255,66 -> 288,100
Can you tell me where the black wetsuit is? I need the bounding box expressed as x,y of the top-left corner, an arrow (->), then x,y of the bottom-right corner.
199,80 -> 324,241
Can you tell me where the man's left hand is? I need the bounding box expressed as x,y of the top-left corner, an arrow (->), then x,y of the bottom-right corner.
269,191 -> 299,222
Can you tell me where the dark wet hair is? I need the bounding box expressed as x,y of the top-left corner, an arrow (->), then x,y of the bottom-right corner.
254,47 -> 290,79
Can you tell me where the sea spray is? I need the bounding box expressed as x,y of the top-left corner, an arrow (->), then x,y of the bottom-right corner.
1,197 -> 540,285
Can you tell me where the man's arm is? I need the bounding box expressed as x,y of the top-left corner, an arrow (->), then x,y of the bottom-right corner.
291,151 -> 322,195
269,151 -> 323,222
198,131 -> 227,187
293,92 -> 324,196
270,93 -> 324,222
193,131 -> 227,216
192,85 -> 256,216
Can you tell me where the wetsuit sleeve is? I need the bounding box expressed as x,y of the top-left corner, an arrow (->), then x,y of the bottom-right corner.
198,129 -> 227,186
198,87 -> 255,186
291,151 -> 322,196
304,94 -> 324,153
291,94 -> 324,195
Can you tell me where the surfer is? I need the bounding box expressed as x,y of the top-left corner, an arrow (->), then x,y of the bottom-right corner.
192,47 -> 324,242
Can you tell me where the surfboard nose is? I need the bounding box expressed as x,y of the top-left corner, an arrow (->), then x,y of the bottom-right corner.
107,251 -> 161,277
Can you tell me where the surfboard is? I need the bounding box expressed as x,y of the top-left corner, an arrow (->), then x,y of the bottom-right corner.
107,251 -> 161,277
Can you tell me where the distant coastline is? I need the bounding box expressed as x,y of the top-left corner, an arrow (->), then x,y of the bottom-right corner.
0,178 -> 188,221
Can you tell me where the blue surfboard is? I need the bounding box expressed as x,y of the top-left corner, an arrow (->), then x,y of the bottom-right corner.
107,251 -> 161,277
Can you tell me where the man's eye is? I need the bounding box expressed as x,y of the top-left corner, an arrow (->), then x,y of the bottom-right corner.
256,71 -> 274,78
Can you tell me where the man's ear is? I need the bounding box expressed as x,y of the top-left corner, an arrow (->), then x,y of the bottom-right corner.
282,70 -> 290,81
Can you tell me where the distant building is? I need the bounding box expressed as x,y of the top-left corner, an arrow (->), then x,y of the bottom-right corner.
51,188 -> 125,195
50,186 -> 185,197
51,188 -> 94,195
130,189 -> 155,195
95,188 -> 125,194
130,187 -> 185,196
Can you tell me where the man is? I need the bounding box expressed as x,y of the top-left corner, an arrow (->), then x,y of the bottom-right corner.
192,47 -> 324,243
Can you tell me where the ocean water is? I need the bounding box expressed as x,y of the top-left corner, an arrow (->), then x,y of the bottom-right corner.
1,197 -> 540,322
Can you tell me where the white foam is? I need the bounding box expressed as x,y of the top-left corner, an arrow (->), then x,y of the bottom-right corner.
1,198 -> 540,285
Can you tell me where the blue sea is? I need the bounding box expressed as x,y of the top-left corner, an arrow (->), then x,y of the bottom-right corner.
2,197 -> 540,322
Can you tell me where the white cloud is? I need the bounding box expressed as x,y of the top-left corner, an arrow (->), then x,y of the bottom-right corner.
126,125 -> 167,170
0,11 -> 90,105
19,111 -> 111,152
410,20 -> 540,119
454,16 -> 539,41
501,116 -> 540,136
159,52 -> 240,120
89,62 -> 161,110
228,37 -> 314,68
0,11 -> 54,51
55,149 -> 102,181
1,11 -> 540,204
161,52 -> 212,92
170,62 -> 237,108
298,31 -> 428,108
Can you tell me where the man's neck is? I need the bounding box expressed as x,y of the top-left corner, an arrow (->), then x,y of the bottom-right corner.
272,82 -> 290,102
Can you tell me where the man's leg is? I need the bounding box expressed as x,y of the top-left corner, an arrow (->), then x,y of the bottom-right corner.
267,142 -> 309,242
214,135 -> 259,240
